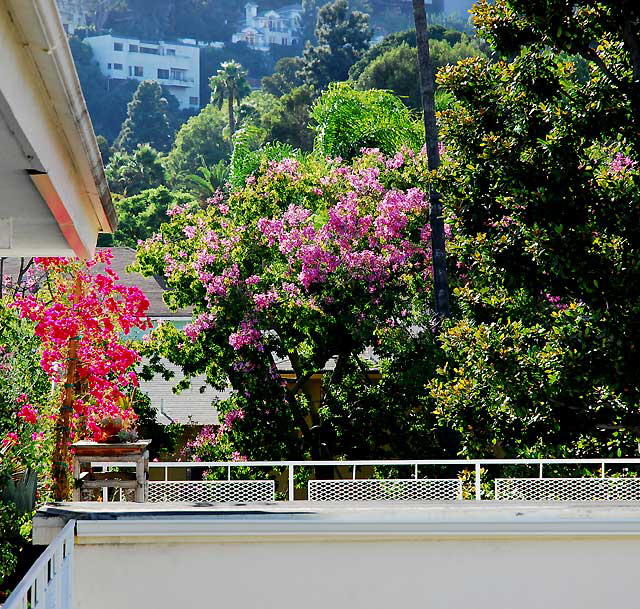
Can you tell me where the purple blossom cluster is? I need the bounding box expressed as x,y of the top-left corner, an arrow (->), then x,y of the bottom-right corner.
149,153 -> 433,352
610,152 -> 636,173
224,409 -> 245,427
228,319 -> 263,351
544,293 -> 569,310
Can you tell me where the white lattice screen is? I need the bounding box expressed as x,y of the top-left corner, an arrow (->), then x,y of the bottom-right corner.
308,478 -> 462,501
495,478 -> 640,501
148,480 -> 275,502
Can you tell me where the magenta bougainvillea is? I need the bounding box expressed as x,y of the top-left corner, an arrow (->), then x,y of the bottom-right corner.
12,251 -> 151,442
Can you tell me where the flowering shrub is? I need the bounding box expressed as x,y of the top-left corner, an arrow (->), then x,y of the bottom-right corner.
0,304 -> 53,480
10,252 -> 151,499
136,149 -> 439,460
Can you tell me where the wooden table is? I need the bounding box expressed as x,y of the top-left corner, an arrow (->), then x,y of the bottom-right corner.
72,441 -> 151,502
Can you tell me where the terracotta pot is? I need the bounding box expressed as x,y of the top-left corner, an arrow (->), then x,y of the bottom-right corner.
98,418 -> 124,442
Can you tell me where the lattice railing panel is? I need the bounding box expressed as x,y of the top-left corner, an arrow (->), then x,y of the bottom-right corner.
308,478 -> 462,501
148,480 -> 275,502
495,478 -> 640,501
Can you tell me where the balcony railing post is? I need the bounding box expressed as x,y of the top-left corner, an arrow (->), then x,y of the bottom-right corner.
288,464 -> 294,501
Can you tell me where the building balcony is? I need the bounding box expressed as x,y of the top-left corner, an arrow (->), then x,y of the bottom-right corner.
157,76 -> 195,87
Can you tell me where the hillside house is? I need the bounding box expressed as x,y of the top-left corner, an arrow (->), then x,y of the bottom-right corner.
232,2 -> 302,51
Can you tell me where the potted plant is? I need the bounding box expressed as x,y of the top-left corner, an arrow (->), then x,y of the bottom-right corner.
95,397 -> 138,443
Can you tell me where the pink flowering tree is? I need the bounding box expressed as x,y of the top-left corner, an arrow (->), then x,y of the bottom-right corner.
135,149 -> 447,461
11,252 -> 151,500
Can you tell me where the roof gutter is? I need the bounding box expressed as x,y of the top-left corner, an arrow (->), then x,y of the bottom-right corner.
29,0 -> 116,233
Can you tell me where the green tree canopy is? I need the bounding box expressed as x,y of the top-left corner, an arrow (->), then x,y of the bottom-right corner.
102,186 -> 197,248
261,57 -> 305,97
355,43 -> 422,109
428,0 -> 640,457
115,80 -> 173,153
210,61 -> 251,145
105,144 -> 166,197
353,37 -> 485,110
164,102 -> 230,189
263,85 -> 316,151
300,0 -> 372,90
311,83 -> 423,159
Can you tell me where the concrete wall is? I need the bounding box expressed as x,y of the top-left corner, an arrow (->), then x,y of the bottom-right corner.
70,504 -> 640,609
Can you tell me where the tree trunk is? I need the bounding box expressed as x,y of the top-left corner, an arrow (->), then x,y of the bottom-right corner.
52,275 -> 82,501
228,91 -> 235,152
412,0 -> 450,319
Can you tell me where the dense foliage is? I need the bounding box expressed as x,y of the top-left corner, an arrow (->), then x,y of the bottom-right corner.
428,0 -> 640,457
102,187 -> 197,248
0,303 -> 53,480
115,81 -> 173,153
299,0 -> 372,90
311,83 -> 423,159
106,144 -> 166,197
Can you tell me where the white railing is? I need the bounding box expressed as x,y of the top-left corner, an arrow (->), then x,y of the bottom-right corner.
92,458 -> 640,502
308,478 -> 462,501
3,520 -> 75,609
148,480 -> 275,502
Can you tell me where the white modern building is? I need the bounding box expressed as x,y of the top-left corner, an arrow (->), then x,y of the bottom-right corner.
232,2 -> 302,51
83,34 -> 201,110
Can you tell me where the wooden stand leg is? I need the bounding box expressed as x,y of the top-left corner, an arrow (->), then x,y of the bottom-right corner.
72,457 -> 81,501
135,456 -> 145,502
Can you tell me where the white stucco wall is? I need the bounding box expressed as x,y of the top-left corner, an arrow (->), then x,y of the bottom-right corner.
70,504 -> 640,609
74,537 -> 639,609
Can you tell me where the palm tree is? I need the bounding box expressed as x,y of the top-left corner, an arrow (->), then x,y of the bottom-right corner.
209,61 -> 250,151
412,0 -> 450,319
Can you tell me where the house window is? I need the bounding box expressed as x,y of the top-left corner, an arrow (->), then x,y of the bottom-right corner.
113,63 -> 123,70
166,48 -> 176,56
170,68 -> 187,81
189,97 -> 199,106
113,42 -> 123,51
129,44 -> 139,53
107,63 -> 112,69
134,66 -> 144,77
141,46 -> 159,55
157,68 -> 170,79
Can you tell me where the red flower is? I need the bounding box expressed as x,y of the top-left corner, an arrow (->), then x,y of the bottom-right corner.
17,404 -> 38,425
